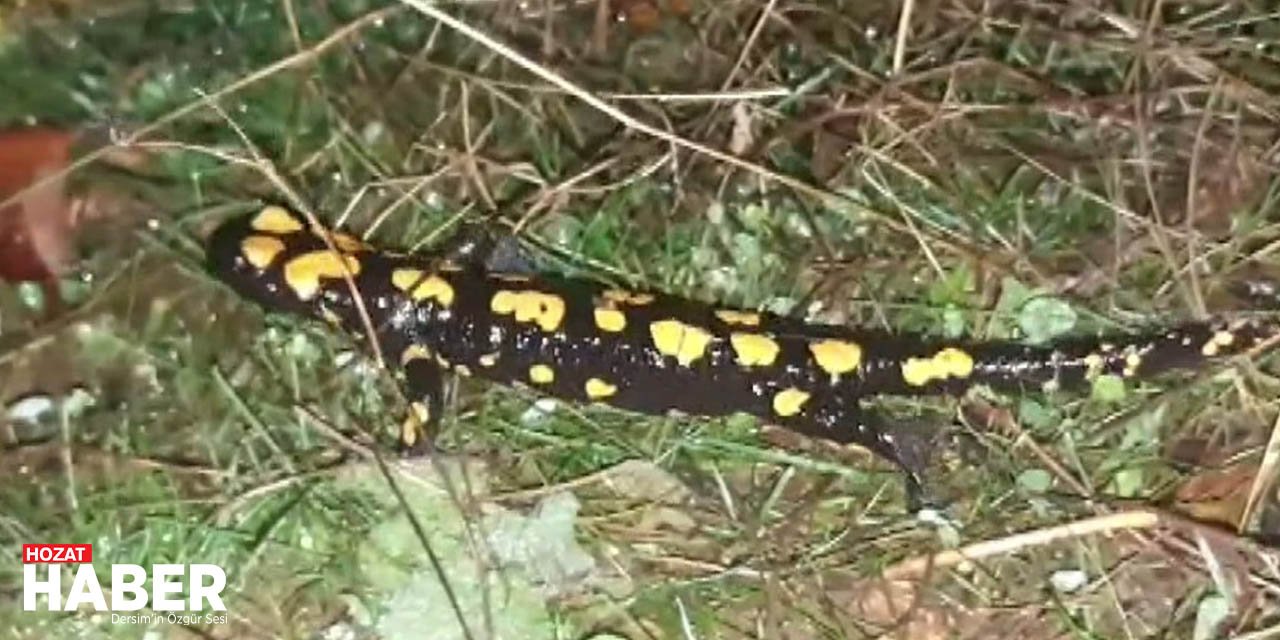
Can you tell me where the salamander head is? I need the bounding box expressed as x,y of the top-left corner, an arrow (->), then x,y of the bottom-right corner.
206,206 -> 364,323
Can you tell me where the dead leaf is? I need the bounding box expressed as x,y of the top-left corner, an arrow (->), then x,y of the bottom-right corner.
810,113 -> 861,182
829,579 -> 953,640
613,0 -> 693,34
960,398 -> 1017,438
615,0 -> 661,33
1185,146 -> 1264,235
0,127 -> 77,284
1173,464 -> 1257,527
601,459 -> 692,505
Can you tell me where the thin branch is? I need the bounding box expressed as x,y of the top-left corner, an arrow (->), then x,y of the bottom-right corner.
0,6 -> 400,215
882,510 -> 1161,580
892,0 -> 916,74
395,0 -> 983,260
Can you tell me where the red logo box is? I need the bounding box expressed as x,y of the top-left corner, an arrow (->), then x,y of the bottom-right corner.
23,544 -> 92,564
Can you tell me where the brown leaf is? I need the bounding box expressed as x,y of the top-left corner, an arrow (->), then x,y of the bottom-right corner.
666,0 -> 692,16
830,579 -> 953,640
0,128 -> 148,289
0,127 -> 77,284
613,0 -> 692,34
1173,464 -> 1258,527
960,398 -> 1017,438
615,0 -> 661,33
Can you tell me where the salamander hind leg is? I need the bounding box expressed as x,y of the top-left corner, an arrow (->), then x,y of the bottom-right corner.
776,394 -> 934,508
397,347 -> 444,457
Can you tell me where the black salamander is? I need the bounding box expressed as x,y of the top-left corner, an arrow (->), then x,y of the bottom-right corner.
206,205 -> 1278,493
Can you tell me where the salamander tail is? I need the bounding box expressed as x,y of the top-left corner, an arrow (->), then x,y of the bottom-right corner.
967,318 -> 1278,393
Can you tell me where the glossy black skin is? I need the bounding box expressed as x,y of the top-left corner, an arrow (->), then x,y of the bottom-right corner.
206,207 -> 1277,494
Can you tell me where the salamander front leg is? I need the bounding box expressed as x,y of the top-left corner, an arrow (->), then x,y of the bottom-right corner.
435,224 -> 534,274
398,354 -> 444,456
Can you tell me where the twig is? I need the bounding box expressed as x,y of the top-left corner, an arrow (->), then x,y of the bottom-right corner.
0,6 -> 400,215
395,0 -> 981,260
892,0 -> 916,74
294,406 -> 377,460
194,91 -> 389,371
720,0 -> 779,92
882,510 -> 1161,580
1239,410 -> 1280,533
604,88 -> 791,102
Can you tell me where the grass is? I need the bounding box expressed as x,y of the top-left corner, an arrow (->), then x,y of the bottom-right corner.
1,0 -> 1279,638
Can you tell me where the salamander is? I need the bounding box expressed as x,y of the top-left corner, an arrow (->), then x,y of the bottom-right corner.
206,205 -> 1278,494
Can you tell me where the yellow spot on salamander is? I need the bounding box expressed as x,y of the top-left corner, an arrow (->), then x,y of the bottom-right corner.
488,290 -> 514,309
325,230 -> 368,253
594,308 -> 627,332
715,309 -> 761,326
251,205 -> 304,234
400,344 -> 432,365
240,235 -> 286,269
478,353 -> 499,368
391,268 -> 423,290
410,401 -> 431,424
529,364 -> 555,384
491,290 -> 566,332
603,289 -> 656,305
1083,353 -> 1105,379
282,250 -> 361,300
391,268 -> 456,307
1122,351 -> 1143,377
415,277 -> 455,307
320,307 -> 342,325
454,364 -> 471,378
1121,348 -> 1152,376
585,378 -> 617,399
772,388 -> 810,417
1201,330 -> 1236,357
401,404 -> 428,448
400,421 -> 418,448
809,340 -> 863,379
649,319 -> 714,366
729,333 -> 780,367
901,347 -> 975,387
